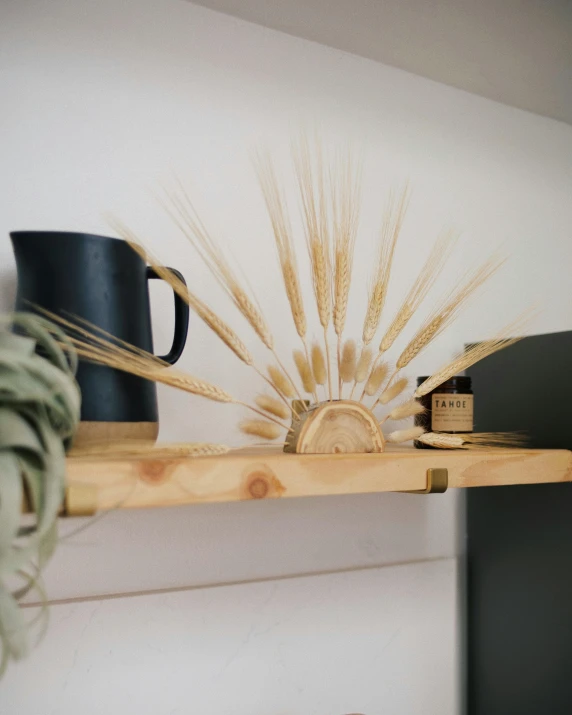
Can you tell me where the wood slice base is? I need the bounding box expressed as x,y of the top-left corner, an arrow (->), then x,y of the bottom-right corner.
285,400 -> 385,454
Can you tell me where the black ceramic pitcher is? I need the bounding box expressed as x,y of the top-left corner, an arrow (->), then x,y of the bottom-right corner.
10,231 -> 189,444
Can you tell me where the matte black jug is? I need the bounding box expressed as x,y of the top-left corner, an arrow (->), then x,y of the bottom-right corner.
10,231 -> 189,446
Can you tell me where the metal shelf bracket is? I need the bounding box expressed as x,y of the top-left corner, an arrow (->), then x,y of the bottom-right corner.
400,467 -> 448,494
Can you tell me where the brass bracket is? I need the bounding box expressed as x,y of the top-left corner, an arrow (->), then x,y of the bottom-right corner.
400,467 -> 448,494
65,483 -> 98,517
23,483 -> 98,517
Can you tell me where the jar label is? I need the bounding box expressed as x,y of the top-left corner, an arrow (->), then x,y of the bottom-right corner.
431,394 -> 473,431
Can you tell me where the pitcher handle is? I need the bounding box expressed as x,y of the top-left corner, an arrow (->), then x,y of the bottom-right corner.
146,267 -> 190,365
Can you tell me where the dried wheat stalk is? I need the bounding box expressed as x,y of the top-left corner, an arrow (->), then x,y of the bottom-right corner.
240,419 -> 282,441
53,320 -> 292,430
160,182 -> 305,401
293,135 -> 333,399
331,152 -> 361,396
254,150 -> 308,342
415,312 -> 531,398
386,426 -> 426,444
110,220 -> 298,413
416,433 -> 463,449
163,185 -> 274,348
395,255 -> 504,370
311,342 -> 327,396
74,340 -> 233,402
378,229 -> 457,356
359,229 -> 457,401
387,398 -> 425,421
349,346 -> 373,399
293,349 -> 317,399
339,339 -> 357,387
364,362 -> 389,396
460,432 -> 527,448
377,377 -> 409,406
70,442 -> 230,459
362,185 -> 410,346
355,346 -> 373,383
255,394 -> 291,421
37,304 -> 165,371
114,224 -> 255,366
417,432 -> 527,449
267,364 -> 296,399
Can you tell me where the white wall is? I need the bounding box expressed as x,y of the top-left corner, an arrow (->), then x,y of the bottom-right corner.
0,0 -> 571,712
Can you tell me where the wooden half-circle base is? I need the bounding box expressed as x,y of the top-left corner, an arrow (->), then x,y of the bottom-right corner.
284,400 -> 385,454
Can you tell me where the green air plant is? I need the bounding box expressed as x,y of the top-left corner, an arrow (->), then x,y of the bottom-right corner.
0,313 -> 80,675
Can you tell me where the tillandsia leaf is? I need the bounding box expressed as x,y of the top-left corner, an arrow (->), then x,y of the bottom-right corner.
0,408 -> 45,456
0,312 -> 80,675
8,312 -> 78,375
0,455 -> 23,562
0,587 -> 30,664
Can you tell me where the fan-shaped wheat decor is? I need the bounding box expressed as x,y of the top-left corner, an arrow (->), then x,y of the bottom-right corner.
53,139 -> 527,454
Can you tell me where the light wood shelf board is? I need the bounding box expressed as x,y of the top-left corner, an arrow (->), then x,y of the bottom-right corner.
66,446 -> 572,512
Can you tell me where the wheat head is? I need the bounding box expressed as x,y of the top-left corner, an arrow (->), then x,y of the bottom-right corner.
110,220 -> 255,367
416,432 -> 464,449
332,151 -> 360,338
149,368 -> 234,403
69,337 -> 233,403
378,229 -> 457,354
240,419 -> 283,441
311,342 -> 327,386
70,442 -> 230,458
388,398 -> 425,421
364,362 -> 389,396
162,182 -> 274,349
254,151 -> 307,339
254,394 -> 291,420
379,377 -> 409,405
340,339 -> 357,383
293,135 -> 331,329
293,349 -> 317,395
362,185 -> 410,345
355,347 -> 373,383
395,254 -> 504,370
267,364 -> 296,399
386,426 -> 425,444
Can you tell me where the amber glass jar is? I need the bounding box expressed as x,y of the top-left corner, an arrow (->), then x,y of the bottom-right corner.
414,375 -> 473,449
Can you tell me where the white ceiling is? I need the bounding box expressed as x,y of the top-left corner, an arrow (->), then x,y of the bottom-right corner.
190,0 -> 572,125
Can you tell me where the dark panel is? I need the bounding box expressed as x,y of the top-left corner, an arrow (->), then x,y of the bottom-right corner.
467,331 -> 572,715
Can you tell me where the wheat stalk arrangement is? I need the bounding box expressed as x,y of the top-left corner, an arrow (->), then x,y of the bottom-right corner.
51,137 -> 532,452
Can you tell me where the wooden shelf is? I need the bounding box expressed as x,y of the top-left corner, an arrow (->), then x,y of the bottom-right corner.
65,446 -> 572,513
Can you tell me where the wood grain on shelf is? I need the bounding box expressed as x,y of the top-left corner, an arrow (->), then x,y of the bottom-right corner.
65,446 -> 572,512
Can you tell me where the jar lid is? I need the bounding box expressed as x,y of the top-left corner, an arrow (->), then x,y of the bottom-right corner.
416,375 -> 472,390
